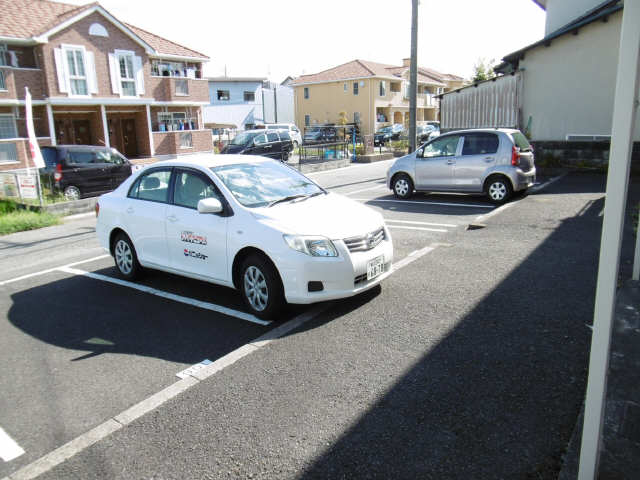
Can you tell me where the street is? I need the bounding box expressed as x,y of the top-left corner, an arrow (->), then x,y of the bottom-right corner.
0,161 -> 611,479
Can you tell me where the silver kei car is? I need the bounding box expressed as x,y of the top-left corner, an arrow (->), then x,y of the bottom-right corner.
386,128 -> 536,204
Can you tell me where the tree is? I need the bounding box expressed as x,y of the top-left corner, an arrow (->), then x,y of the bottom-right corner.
471,57 -> 497,83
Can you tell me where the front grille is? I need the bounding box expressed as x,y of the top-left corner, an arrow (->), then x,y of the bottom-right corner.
344,227 -> 385,253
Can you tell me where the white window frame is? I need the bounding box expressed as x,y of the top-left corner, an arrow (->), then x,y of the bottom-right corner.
175,79 -> 189,96
179,132 -> 193,149
0,44 -> 7,67
0,114 -> 18,139
243,91 -> 255,102
0,70 -> 6,91
379,81 -> 386,97
62,44 -> 89,97
115,49 -> 136,97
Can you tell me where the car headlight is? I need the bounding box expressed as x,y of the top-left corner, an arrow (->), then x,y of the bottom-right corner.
283,235 -> 338,257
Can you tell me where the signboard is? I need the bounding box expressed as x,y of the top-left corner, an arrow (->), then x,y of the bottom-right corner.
363,134 -> 374,155
17,174 -> 38,199
0,173 -> 19,199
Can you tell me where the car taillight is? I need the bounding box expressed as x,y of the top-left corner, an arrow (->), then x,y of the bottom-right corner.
54,163 -> 62,181
95,202 -> 100,217
511,146 -> 520,166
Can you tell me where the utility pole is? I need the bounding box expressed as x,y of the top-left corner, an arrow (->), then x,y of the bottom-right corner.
409,0 -> 419,153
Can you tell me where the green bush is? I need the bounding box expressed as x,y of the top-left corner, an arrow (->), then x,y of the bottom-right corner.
0,199 -> 19,215
390,140 -> 409,151
0,210 -> 60,236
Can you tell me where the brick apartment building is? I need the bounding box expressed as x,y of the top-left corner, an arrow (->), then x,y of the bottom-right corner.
0,0 -> 213,171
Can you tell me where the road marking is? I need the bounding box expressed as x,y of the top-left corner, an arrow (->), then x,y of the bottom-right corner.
6,243 -> 438,480
473,202 -> 515,224
341,184 -> 387,195
530,173 -> 567,193
385,219 -> 457,227
0,254 -> 110,286
353,198 -> 494,209
306,159 -> 395,176
387,225 -> 447,233
0,427 -> 24,462
176,359 -> 212,379
57,267 -> 270,326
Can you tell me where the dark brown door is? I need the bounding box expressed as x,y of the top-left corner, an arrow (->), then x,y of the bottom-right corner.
121,119 -> 137,157
73,120 -> 90,145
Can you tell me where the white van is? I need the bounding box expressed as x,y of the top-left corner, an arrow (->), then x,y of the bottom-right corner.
265,123 -> 302,148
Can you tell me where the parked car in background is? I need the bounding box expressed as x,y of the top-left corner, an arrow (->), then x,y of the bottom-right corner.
40,145 -> 132,200
374,123 -> 405,146
95,155 -> 393,319
220,129 -> 293,161
265,123 -> 302,149
303,126 -> 338,144
387,128 -> 536,204
417,124 -> 439,144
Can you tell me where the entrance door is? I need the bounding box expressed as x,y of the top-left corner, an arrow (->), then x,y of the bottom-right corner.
73,120 -> 91,145
121,119 -> 138,158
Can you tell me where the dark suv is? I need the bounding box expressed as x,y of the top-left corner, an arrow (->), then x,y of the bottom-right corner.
220,129 -> 293,161
41,145 -> 132,200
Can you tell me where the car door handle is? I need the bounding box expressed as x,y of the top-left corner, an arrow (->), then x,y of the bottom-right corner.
484,157 -> 495,162
446,159 -> 455,165
264,145 -> 272,149
126,207 -> 134,214
166,215 -> 177,222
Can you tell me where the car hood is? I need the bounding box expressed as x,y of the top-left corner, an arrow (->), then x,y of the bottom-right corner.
250,192 -> 384,240
222,144 -> 247,154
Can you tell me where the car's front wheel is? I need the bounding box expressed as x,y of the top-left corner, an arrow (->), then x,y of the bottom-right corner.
240,254 -> 284,320
113,233 -> 142,280
392,173 -> 414,199
63,185 -> 81,201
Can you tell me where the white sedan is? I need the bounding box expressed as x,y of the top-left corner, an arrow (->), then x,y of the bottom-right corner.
95,154 -> 393,319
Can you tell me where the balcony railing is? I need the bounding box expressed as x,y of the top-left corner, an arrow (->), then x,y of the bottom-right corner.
0,67 -> 45,100
148,76 -> 209,102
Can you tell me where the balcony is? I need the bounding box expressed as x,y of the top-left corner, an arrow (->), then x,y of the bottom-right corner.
148,77 -> 209,103
0,67 -> 45,101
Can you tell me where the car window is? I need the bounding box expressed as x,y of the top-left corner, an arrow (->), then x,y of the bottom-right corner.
279,131 -> 291,141
254,134 -> 267,145
511,131 -> 532,151
266,132 -> 279,142
129,169 -> 172,203
174,171 -> 220,210
422,135 -> 460,158
462,133 -> 499,155
68,151 -> 96,165
41,148 -> 58,167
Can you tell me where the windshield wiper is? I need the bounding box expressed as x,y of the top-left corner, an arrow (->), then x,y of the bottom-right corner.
267,194 -> 308,208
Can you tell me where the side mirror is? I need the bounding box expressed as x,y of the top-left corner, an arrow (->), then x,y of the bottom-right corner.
416,148 -> 424,157
197,197 -> 223,214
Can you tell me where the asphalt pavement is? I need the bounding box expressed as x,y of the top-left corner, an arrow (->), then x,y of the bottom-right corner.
1,165 -> 627,479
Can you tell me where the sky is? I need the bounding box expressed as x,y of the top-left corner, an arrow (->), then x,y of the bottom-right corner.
62,0 -> 546,82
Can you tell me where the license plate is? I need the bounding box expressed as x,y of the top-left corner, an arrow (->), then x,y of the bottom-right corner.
367,255 -> 384,281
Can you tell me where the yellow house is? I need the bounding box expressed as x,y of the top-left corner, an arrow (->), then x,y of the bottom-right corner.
291,59 -> 464,137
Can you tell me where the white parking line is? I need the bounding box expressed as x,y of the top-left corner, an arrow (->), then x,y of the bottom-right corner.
387,225 -> 447,233
354,198 -> 494,208
530,173 -> 567,193
57,267 -> 270,326
385,219 -> 457,227
0,426 -> 24,462
0,255 -> 110,286
340,184 -> 387,195
6,243 -> 439,480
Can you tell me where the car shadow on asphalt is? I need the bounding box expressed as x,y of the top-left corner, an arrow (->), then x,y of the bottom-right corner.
292,192 -> 614,479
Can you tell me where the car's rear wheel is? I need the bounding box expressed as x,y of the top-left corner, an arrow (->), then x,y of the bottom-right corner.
113,233 -> 142,280
392,173 -> 414,199
240,254 -> 284,320
64,185 -> 81,201
485,175 -> 513,204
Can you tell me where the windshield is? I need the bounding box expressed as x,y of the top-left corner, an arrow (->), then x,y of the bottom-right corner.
230,132 -> 258,146
212,161 -> 323,208
377,126 -> 393,134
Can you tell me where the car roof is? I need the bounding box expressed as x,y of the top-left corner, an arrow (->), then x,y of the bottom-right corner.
150,153 -> 271,170
440,128 -> 520,136
45,145 -> 113,150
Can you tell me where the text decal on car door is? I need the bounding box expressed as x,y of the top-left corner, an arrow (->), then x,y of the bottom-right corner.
181,231 -> 208,245
183,249 -> 208,260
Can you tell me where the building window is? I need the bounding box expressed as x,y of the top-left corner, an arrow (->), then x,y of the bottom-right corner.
0,115 -> 17,139
304,87 -> 309,99
243,91 -> 255,102
304,115 -> 310,126
344,83 -> 347,92
0,45 -> 7,67
117,52 -> 136,97
390,82 -> 401,93
0,70 -> 5,91
0,143 -> 18,164
353,82 -> 358,95
217,90 -> 230,101
175,79 -> 189,96
156,111 -> 196,132
354,112 -> 361,124
180,132 -> 193,148
379,81 -> 386,97
244,123 -> 255,130
65,47 -> 88,95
